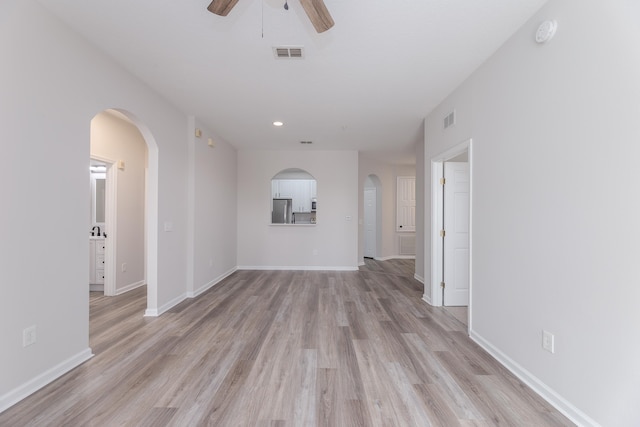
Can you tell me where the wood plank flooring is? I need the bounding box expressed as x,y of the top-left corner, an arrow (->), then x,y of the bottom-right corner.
0,259 -> 574,426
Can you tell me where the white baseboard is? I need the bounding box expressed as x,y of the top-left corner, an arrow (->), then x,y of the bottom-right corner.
469,330 -> 600,427
414,274 -> 425,284
374,255 -> 416,261
144,292 -> 187,317
115,280 -> 145,295
89,284 -> 104,292
187,267 -> 237,298
0,348 -> 93,414
422,294 -> 433,305
238,266 -> 359,271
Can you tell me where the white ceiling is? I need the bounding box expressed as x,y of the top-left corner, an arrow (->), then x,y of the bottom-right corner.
37,0 -> 548,164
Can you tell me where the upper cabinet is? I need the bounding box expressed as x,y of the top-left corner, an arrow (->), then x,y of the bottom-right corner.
273,179 -> 315,212
271,168 -> 317,224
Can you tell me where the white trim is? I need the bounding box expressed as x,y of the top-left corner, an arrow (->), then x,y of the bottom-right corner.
373,255 -> 416,261
186,116 -> 196,297
187,267 -> 238,298
422,294 -> 433,305
114,280 -> 146,295
414,274 -> 425,284
0,348 -> 93,414
238,266 -> 359,272
470,330 -> 601,427
144,292 -> 186,317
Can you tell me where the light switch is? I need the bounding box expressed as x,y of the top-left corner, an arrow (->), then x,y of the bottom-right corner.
164,221 -> 173,232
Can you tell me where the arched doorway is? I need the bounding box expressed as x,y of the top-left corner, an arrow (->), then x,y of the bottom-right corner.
89,109 -> 159,315
364,174 -> 382,259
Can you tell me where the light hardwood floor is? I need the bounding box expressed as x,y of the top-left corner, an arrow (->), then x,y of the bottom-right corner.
0,259 -> 573,426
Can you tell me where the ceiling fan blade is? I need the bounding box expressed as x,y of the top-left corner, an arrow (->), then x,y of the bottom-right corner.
207,0 -> 240,16
299,0 -> 334,33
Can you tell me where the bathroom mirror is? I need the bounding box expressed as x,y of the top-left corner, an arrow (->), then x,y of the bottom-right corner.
90,161 -> 107,225
94,178 -> 106,223
271,168 -> 317,225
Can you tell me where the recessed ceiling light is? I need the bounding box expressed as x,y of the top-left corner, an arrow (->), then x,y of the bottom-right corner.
273,121 -> 284,127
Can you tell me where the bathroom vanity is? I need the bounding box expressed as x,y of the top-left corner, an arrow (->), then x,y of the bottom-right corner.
89,237 -> 105,290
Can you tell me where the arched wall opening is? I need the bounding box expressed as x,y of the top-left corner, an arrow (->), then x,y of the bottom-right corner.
363,174 -> 382,260
89,108 -> 159,315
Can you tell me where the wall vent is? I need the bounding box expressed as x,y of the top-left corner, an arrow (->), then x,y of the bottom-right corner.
443,110 -> 456,129
273,46 -> 305,59
399,235 -> 416,256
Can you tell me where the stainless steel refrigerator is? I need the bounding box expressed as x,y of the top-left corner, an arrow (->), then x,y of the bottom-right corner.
272,198 -> 293,224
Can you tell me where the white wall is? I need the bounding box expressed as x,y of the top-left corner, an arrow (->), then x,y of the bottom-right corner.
237,150 -> 358,269
424,1 -> 640,425
91,111 -> 147,293
358,154 -> 416,263
0,0 -> 229,409
187,119 -> 238,296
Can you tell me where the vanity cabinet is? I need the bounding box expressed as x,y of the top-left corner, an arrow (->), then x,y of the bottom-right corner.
89,239 -> 105,285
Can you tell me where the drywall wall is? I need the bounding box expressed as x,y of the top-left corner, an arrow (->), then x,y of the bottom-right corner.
0,0 -> 222,410
358,154 -> 416,263
187,118 -> 238,296
424,0 -> 640,425
91,111 -> 147,293
237,150 -> 358,269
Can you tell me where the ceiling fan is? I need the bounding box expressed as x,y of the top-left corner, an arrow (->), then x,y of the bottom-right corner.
207,0 -> 335,33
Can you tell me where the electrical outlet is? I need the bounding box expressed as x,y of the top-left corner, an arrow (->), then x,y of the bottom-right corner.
542,330 -> 555,353
23,325 -> 37,347
209,259 -> 213,267
121,263 -> 127,272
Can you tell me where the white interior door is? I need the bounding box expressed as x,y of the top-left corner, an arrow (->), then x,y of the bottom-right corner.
396,176 -> 416,232
364,188 -> 377,258
443,162 -> 470,306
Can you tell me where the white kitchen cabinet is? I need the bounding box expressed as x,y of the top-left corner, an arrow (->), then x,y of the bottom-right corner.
272,179 -> 314,212
272,180 -> 295,199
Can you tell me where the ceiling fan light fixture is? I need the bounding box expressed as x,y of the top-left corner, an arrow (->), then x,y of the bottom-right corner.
273,121 -> 284,127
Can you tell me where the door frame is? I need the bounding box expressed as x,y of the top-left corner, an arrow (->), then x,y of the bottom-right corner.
90,155 -> 117,296
429,139 -> 473,325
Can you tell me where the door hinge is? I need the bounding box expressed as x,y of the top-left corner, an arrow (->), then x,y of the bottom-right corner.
440,229 -> 446,237
440,281 -> 446,289
440,177 -> 446,186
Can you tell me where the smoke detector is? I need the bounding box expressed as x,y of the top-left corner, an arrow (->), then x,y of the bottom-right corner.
535,20 -> 557,44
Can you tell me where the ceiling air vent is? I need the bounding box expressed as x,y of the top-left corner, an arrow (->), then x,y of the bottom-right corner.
273,46 -> 305,59
443,110 -> 456,130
